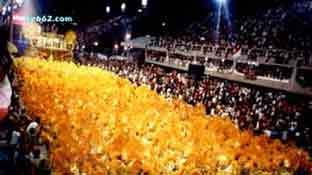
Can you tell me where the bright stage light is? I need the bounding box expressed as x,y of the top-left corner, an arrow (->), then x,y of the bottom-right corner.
125,32 -> 131,40
93,41 -> 99,46
106,6 -> 110,14
121,3 -> 126,12
142,0 -> 148,8
216,0 -> 227,5
114,44 -> 119,50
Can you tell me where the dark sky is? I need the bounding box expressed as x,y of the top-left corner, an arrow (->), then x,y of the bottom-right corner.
28,0 -> 290,38
35,0 -> 286,25
27,0 -> 289,48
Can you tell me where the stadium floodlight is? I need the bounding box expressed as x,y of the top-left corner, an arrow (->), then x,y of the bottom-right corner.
106,6 -> 110,14
121,3 -> 126,12
217,0 -> 226,4
114,44 -> 119,50
125,32 -> 131,40
142,0 -> 148,8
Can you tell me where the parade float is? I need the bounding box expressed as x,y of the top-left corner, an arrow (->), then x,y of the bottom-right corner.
22,23 -> 76,62
14,58 -> 312,175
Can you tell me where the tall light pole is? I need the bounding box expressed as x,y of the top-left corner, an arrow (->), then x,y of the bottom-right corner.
142,0 -> 148,8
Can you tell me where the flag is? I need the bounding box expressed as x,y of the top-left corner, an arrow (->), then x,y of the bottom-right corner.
232,48 -> 241,59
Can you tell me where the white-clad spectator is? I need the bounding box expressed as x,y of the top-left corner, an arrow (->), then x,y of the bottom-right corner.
10,130 -> 21,145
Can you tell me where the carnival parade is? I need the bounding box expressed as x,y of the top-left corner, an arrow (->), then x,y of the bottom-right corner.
0,0 -> 312,174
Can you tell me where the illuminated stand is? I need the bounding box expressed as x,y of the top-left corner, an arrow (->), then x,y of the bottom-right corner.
23,23 -> 76,62
31,32 -> 76,61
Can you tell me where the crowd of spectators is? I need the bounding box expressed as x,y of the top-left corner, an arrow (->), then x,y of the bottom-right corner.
147,50 -> 293,81
0,67 -> 50,175
147,0 -> 312,71
235,63 -> 293,81
79,57 -> 312,156
0,25 -> 50,174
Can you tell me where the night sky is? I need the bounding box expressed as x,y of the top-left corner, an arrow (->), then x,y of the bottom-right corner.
24,0 -> 289,45
34,0 -> 286,26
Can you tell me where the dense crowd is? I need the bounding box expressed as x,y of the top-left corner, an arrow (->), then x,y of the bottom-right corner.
147,50 -> 293,81
148,0 -> 312,67
235,63 -> 293,81
80,57 -> 312,156
0,25 -> 50,174
0,66 -> 50,175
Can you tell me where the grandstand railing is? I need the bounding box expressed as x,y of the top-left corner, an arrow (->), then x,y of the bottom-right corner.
145,56 -> 312,96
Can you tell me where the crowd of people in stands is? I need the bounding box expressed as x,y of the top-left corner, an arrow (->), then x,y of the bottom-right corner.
146,50 -> 294,81
235,63 -> 293,81
148,0 -> 312,67
79,57 -> 312,156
